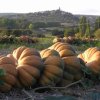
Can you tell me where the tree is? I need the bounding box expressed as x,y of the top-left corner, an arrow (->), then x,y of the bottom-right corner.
79,16 -> 87,36
74,27 -> 79,34
64,29 -> 68,37
64,28 -> 74,37
52,29 -> 64,37
94,28 -> 100,39
94,17 -> 100,31
33,22 -> 46,29
29,23 -> 34,30
0,18 -> 16,29
85,21 -> 91,38
12,30 -> 23,36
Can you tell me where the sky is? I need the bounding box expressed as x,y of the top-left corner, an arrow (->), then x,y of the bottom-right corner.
0,0 -> 100,15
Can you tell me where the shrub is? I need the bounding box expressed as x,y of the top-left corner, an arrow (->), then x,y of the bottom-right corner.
94,29 -> 100,39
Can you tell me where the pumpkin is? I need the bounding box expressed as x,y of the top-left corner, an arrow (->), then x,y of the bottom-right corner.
7,54 -> 17,65
48,42 -> 76,57
78,47 -> 100,74
0,56 -> 17,92
61,56 -> 83,86
63,37 -> 71,43
53,37 -> 64,43
39,56 -> 64,86
40,48 -> 59,59
9,46 -> 44,87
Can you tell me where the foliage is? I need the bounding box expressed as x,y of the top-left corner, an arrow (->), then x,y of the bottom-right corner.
79,16 -> 87,36
29,23 -> 34,30
0,29 -> 12,36
85,21 -> 91,38
11,29 -> 23,36
33,22 -> 46,29
0,35 -> 39,44
0,34 -> 99,51
75,32 -> 82,39
64,28 -> 68,37
0,18 -> 16,29
64,28 -> 74,37
73,27 -> 79,34
51,29 -> 64,37
94,28 -> 100,39
0,69 -> 6,76
94,17 -> 100,31
0,29 -> 33,36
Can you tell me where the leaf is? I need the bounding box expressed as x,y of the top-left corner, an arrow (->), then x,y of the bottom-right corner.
81,79 -> 94,89
81,65 -> 92,75
0,80 -> 4,85
0,69 -> 6,76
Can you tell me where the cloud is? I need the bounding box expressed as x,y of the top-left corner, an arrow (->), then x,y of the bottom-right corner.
80,9 -> 100,15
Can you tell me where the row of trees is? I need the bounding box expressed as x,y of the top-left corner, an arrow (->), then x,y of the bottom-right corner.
0,16 -> 100,39
64,16 -> 100,39
0,18 -> 30,29
0,17 -> 60,29
78,16 -> 100,37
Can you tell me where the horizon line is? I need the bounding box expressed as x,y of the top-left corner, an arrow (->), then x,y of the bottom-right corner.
0,9 -> 100,16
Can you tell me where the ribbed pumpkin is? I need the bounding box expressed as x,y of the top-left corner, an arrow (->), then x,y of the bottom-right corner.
48,42 -> 76,57
0,56 -> 17,92
9,46 -> 44,87
40,48 -> 59,59
61,56 -> 83,86
39,56 -> 64,86
78,47 -> 100,74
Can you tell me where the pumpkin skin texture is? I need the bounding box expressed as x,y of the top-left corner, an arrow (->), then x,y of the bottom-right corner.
0,56 -> 17,92
78,47 -> 100,74
48,42 -> 76,57
39,56 -> 64,86
13,46 -> 40,61
61,56 -> 83,86
11,46 -> 44,87
7,54 -> 17,66
40,49 -> 59,59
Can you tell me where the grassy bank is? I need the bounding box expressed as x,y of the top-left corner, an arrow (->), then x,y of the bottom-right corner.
0,37 -> 99,53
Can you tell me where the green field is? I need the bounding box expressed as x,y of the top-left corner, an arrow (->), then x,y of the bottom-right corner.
0,36 -> 99,54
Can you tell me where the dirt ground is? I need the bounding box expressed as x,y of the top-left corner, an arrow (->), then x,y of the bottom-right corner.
0,82 -> 100,100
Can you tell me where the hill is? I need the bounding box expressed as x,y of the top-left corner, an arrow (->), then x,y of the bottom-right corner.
0,9 -> 78,23
0,9 -> 99,27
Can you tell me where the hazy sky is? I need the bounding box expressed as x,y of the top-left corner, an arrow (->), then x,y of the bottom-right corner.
0,0 -> 100,15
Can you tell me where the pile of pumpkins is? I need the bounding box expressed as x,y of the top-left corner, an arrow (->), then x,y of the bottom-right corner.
0,42 -> 100,92
53,36 -> 75,44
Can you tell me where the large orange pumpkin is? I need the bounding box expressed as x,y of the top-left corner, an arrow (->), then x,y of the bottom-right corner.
9,46 -> 44,87
0,56 -> 17,92
78,47 -> 100,74
61,56 -> 83,86
40,48 -> 59,59
48,42 -> 76,57
39,56 -> 64,86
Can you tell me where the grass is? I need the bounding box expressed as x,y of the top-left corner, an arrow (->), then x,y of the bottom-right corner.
0,36 -> 54,52
0,36 -> 99,53
74,40 -> 100,52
